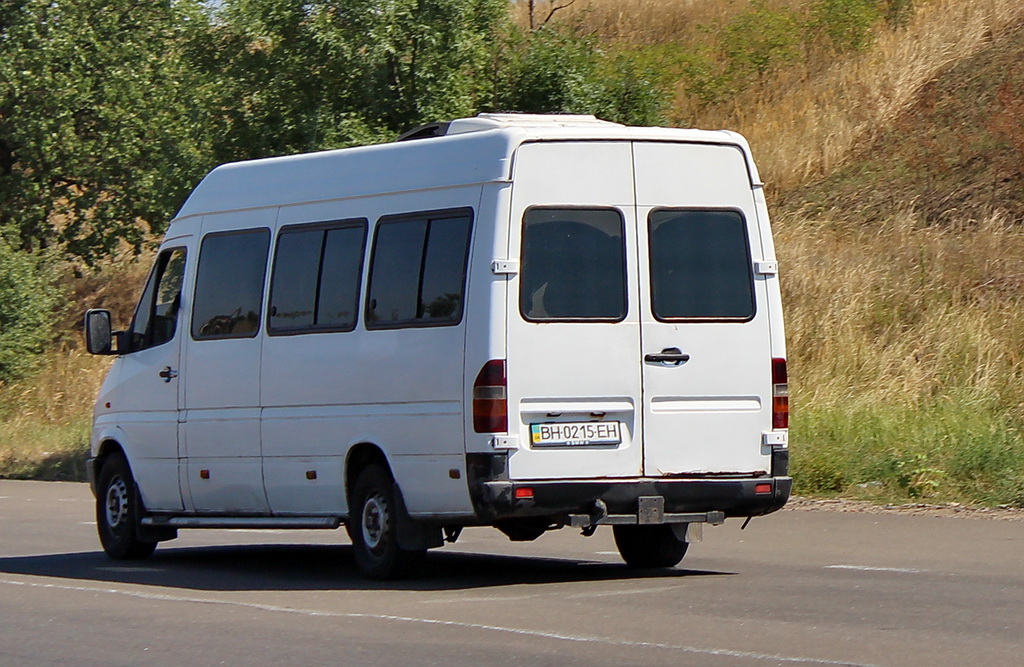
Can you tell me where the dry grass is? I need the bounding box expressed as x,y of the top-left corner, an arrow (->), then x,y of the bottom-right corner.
0,255 -> 150,480
685,0 -> 1024,193
780,209 -> 1024,504
514,0 -> 808,44
528,1 -> 1024,193
0,346 -> 111,479
780,210 -> 1024,411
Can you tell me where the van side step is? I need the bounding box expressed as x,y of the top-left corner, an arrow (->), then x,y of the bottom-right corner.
141,516 -> 342,530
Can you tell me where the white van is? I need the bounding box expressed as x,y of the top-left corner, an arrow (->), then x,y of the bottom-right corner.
85,114 -> 790,579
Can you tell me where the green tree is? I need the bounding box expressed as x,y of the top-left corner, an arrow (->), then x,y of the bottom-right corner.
490,24 -> 668,125
196,0 -> 509,162
0,0 -> 213,262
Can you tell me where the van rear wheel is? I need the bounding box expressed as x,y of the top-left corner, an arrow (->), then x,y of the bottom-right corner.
349,465 -> 425,579
612,525 -> 688,568
96,453 -> 157,560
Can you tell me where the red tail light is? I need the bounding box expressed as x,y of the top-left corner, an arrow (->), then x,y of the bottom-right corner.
772,358 -> 789,430
473,360 -> 507,433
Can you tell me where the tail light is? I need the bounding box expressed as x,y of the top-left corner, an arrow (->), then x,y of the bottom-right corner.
473,359 -> 507,433
772,358 -> 789,429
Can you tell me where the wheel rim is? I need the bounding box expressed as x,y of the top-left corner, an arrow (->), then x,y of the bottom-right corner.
360,492 -> 389,551
105,475 -> 130,530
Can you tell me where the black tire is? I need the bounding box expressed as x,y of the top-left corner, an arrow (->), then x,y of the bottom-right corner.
96,452 -> 157,560
613,525 -> 688,568
348,464 -> 425,579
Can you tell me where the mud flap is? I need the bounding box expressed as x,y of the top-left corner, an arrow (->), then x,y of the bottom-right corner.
392,483 -> 444,551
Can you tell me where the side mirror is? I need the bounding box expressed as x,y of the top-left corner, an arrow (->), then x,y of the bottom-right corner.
84,309 -> 115,355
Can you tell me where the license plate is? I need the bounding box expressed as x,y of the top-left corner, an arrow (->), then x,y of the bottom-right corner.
530,421 -> 622,447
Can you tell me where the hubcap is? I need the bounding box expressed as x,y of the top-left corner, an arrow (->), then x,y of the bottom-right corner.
105,475 -> 129,530
361,492 -> 389,551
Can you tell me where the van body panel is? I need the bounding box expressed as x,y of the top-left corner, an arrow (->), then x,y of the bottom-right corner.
99,233 -> 194,512
182,209 -> 274,513
259,188 -> 479,516
176,131 -> 517,219
111,342 -> 184,510
462,182 -> 511,453
505,142 -> 644,481
633,142 -> 774,475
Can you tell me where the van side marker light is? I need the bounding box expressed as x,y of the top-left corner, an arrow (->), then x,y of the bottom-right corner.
755,483 -> 772,495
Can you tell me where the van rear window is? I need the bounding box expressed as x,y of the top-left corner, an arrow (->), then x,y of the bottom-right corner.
648,209 -> 755,321
520,208 -> 626,322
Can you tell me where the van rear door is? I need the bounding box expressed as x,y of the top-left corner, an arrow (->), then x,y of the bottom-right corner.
506,141 -> 643,480
633,142 -> 774,476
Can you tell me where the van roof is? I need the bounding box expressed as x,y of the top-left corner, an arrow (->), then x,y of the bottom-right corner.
174,114 -> 759,220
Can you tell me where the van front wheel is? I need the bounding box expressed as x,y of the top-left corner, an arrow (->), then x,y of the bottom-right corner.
349,465 -> 424,579
612,525 -> 688,568
96,453 -> 157,560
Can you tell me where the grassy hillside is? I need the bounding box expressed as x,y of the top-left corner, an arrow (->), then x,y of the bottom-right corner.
3,0 -> 1024,506
777,14 -> 1024,504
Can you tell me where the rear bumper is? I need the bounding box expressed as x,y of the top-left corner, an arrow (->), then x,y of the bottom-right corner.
469,475 -> 792,525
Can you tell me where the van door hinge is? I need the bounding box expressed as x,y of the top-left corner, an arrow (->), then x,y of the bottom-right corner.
490,435 -> 518,450
491,259 -> 519,276
762,431 -> 788,447
754,260 -> 779,276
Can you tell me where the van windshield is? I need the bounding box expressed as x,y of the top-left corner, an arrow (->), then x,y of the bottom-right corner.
519,208 -> 626,322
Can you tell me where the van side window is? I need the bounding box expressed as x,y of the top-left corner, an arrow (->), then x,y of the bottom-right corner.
366,211 -> 472,328
520,208 -> 626,322
191,229 -> 270,339
127,248 -> 186,352
268,221 -> 366,334
648,209 -> 755,321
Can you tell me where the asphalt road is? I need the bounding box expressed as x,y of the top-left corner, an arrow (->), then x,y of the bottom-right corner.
0,479 -> 1020,667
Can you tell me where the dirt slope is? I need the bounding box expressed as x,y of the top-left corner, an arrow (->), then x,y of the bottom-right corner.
783,21 -> 1024,224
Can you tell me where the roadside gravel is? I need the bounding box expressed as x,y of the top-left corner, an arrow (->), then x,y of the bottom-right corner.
784,495 -> 1024,521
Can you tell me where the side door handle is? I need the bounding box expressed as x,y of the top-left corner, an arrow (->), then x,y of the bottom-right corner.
158,366 -> 178,382
644,348 -> 690,365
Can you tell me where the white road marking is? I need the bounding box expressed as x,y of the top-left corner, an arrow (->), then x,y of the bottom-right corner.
566,586 -> 673,599
0,575 -> 877,666
421,593 -> 542,603
826,565 -> 926,574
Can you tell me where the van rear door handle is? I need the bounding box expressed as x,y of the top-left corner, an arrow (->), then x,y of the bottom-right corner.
159,366 -> 178,382
644,348 -> 690,365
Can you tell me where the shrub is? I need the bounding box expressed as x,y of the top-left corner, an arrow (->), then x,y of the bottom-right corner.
0,242 -> 62,384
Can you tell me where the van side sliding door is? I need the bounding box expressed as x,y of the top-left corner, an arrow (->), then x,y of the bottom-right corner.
183,211 -> 274,513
